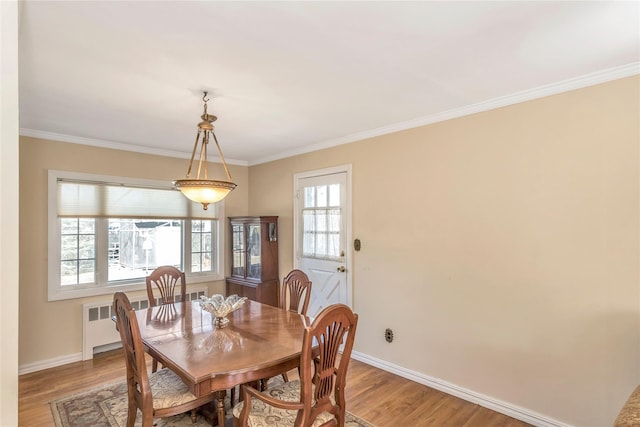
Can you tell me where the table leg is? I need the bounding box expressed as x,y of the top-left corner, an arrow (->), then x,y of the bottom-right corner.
200,390 -> 227,427
216,390 -> 227,427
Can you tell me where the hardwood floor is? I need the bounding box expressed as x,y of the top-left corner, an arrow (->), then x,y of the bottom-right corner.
19,349 -> 533,427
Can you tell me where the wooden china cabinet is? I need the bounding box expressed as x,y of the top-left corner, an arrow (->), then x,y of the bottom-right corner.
226,216 -> 279,307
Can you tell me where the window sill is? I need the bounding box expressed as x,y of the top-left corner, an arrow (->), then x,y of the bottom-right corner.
47,273 -> 223,301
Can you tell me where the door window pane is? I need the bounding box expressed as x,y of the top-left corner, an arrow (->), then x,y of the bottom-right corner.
329,184 -> 340,206
304,187 -> 315,208
316,185 -> 327,207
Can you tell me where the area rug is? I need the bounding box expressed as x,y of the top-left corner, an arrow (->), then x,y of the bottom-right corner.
50,380 -> 375,427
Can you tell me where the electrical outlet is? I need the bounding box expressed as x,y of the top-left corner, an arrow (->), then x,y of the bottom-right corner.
385,328 -> 394,343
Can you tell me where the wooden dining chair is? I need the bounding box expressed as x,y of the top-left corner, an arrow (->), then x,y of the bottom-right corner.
279,269 -> 312,382
232,303 -> 358,427
146,265 -> 186,372
281,269 -> 312,316
112,292 -> 216,427
146,265 -> 186,307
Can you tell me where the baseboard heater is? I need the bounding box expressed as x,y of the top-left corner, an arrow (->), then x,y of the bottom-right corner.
82,286 -> 208,360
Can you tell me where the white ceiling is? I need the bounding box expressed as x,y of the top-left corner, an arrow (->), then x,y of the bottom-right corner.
18,1 -> 640,166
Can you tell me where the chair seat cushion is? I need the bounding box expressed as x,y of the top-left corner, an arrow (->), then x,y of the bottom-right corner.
615,385 -> 640,427
149,367 -> 198,409
232,380 -> 335,427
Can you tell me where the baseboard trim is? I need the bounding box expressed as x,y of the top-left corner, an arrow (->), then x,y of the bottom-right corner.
18,343 -> 122,376
19,347 -> 571,426
94,342 -> 122,354
350,351 -> 572,427
18,352 -> 83,375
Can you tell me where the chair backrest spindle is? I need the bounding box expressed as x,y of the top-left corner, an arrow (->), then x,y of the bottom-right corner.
280,269 -> 312,316
146,266 -> 186,307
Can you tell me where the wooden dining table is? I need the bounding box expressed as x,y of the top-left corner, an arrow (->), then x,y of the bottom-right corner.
135,299 -> 307,424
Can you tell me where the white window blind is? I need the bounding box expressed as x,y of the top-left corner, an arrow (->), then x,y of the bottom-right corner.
57,180 -> 218,219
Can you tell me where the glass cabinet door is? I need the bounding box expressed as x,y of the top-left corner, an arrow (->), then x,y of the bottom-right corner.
247,224 -> 261,279
231,224 -> 245,277
227,216 -> 278,306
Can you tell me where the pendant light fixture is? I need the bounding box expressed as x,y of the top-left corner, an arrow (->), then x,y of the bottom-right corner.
174,92 -> 237,210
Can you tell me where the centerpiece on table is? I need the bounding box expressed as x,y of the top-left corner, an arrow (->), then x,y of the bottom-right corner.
199,294 -> 247,328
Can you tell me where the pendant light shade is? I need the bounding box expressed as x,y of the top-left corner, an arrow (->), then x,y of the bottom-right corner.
176,179 -> 236,206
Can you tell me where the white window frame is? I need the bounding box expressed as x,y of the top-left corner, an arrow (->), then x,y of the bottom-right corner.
47,170 -> 225,301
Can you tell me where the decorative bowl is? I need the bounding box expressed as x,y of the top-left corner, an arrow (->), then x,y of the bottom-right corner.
199,294 -> 247,328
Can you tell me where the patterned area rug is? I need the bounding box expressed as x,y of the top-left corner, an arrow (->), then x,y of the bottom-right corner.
50,379 -> 375,427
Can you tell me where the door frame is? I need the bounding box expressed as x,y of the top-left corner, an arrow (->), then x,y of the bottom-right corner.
293,164 -> 353,308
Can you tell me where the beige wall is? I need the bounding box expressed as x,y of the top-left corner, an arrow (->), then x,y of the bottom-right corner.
248,76 -> 640,426
18,137 -> 250,365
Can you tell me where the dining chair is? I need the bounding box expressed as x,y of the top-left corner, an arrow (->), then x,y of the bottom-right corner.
146,265 -> 186,372
146,265 -> 186,307
232,303 -> 359,427
281,269 -> 313,316
279,269 -> 312,382
112,292 -> 216,427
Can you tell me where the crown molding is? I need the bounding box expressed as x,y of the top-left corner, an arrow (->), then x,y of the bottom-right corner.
19,62 -> 639,168
18,128 -> 249,166
249,62 -> 640,165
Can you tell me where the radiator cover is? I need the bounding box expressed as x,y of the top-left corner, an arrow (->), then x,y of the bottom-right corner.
82,286 -> 208,360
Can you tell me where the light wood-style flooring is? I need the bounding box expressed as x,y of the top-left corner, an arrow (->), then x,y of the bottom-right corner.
19,349 -> 533,427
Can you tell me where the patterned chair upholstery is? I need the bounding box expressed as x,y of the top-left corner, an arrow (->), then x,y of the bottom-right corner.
233,380 -> 337,427
148,368 -> 200,410
615,385 -> 640,427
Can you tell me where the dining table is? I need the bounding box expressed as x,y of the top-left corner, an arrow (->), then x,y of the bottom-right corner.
135,299 -> 307,425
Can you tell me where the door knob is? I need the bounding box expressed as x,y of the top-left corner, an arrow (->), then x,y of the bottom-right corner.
337,266 -> 346,273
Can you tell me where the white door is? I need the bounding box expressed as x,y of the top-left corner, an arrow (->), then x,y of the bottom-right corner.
294,165 -> 351,319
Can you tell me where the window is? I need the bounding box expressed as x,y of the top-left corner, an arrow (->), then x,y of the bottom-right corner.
191,220 -> 213,273
48,170 -> 224,301
301,183 -> 341,260
60,218 -> 96,285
